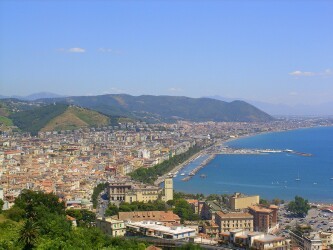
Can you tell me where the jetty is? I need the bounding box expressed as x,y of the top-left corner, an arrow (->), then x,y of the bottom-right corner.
182,154 -> 216,181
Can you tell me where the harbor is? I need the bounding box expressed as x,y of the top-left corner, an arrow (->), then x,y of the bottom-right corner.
156,143 -> 313,186
181,154 -> 216,181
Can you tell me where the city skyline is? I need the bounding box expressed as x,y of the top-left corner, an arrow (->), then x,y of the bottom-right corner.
0,1 -> 332,106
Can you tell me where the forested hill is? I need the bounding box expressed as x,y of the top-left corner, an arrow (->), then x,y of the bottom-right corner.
41,94 -> 274,123
8,104 -> 110,135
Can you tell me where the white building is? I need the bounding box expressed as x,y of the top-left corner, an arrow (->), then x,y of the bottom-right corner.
127,221 -> 196,240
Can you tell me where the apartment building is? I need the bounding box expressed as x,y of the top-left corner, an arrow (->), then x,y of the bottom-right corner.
248,204 -> 278,233
215,211 -> 253,233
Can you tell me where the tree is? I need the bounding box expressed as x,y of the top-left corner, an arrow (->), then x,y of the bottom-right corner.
272,198 -> 281,205
14,189 -> 65,218
287,196 -> 310,217
0,199 -> 4,214
259,199 -> 269,206
105,204 -> 119,216
92,182 -> 108,208
3,206 -> 25,222
66,209 -> 96,227
173,199 -> 199,222
18,219 -> 39,250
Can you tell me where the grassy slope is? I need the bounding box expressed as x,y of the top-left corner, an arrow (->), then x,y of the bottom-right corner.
10,104 -> 68,135
42,106 -> 109,132
0,116 -> 13,126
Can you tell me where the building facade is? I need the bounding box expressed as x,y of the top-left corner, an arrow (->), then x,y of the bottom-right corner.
220,229 -> 290,250
107,177 -> 173,203
248,205 -> 278,233
215,211 -> 254,233
96,217 -> 126,237
126,221 -> 196,240
229,192 -> 259,210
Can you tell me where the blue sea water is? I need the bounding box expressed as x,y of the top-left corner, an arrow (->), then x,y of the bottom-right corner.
173,126 -> 333,203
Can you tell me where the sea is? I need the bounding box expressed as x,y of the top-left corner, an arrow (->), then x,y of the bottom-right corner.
173,126 -> 333,203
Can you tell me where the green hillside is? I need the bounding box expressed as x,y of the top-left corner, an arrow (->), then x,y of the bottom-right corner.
42,94 -> 274,122
9,104 -> 110,135
42,106 -> 110,132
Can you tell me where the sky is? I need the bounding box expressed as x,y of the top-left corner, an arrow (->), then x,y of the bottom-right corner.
0,0 -> 332,105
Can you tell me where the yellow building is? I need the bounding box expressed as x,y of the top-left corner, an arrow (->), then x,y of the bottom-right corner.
95,217 -> 126,237
162,178 -> 173,202
108,177 -> 173,204
215,211 -> 254,233
125,185 -> 160,203
229,192 -> 259,210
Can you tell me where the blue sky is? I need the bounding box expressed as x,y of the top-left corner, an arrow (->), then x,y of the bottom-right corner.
0,1 -> 332,105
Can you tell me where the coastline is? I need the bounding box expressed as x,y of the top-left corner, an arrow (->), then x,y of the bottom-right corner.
156,124 -> 333,187
172,125 -> 333,203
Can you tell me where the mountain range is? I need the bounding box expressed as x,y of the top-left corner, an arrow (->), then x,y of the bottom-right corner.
0,93 -> 274,134
208,95 -> 333,116
0,92 -> 66,101
40,94 -> 273,123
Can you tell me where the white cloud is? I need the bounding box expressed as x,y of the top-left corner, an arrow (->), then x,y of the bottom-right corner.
289,70 -> 315,77
57,47 -> 86,53
169,87 -> 182,92
289,69 -> 332,77
98,48 -> 122,55
68,47 -> 85,53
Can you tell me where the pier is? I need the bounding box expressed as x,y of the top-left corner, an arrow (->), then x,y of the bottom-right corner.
182,154 -> 216,181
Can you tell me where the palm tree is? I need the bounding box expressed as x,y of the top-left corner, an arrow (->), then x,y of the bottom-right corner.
18,219 -> 39,250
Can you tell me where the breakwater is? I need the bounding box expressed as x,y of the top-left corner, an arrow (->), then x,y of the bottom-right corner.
182,154 -> 216,181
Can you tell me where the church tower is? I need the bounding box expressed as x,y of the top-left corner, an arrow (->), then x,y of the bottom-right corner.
163,178 -> 173,201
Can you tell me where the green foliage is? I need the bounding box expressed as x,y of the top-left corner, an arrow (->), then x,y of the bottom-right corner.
287,196 -> 310,217
14,189 -> 66,219
1,190 -> 148,249
130,145 -> 202,184
66,209 -> 96,227
105,204 -> 119,217
18,219 -> 40,250
92,182 -> 108,208
178,243 -> 202,250
173,199 -> 200,222
3,207 -> 26,222
0,199 -> 4,213
9,104 -> 68,135
259,199 -> 270,206
173,192 -> 205,200
0,220 -> 21,250
118,200 -> 168,213
0,116 -> 13,126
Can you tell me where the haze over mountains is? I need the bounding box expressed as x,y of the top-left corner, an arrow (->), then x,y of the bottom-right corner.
0,92 -> 66,101
208,96 -> 333,116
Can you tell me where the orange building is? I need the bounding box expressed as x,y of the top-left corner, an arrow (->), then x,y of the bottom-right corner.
248,205 -> 278,233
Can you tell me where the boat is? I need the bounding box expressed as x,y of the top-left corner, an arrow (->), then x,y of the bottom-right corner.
180,173 -> 185,176
295,171 -> 301,181
200,174 -> 207,178
313,182 -> 317,185
330,177 -> 333,180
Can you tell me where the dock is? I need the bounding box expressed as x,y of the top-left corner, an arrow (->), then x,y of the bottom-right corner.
182,154 -> 216,181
